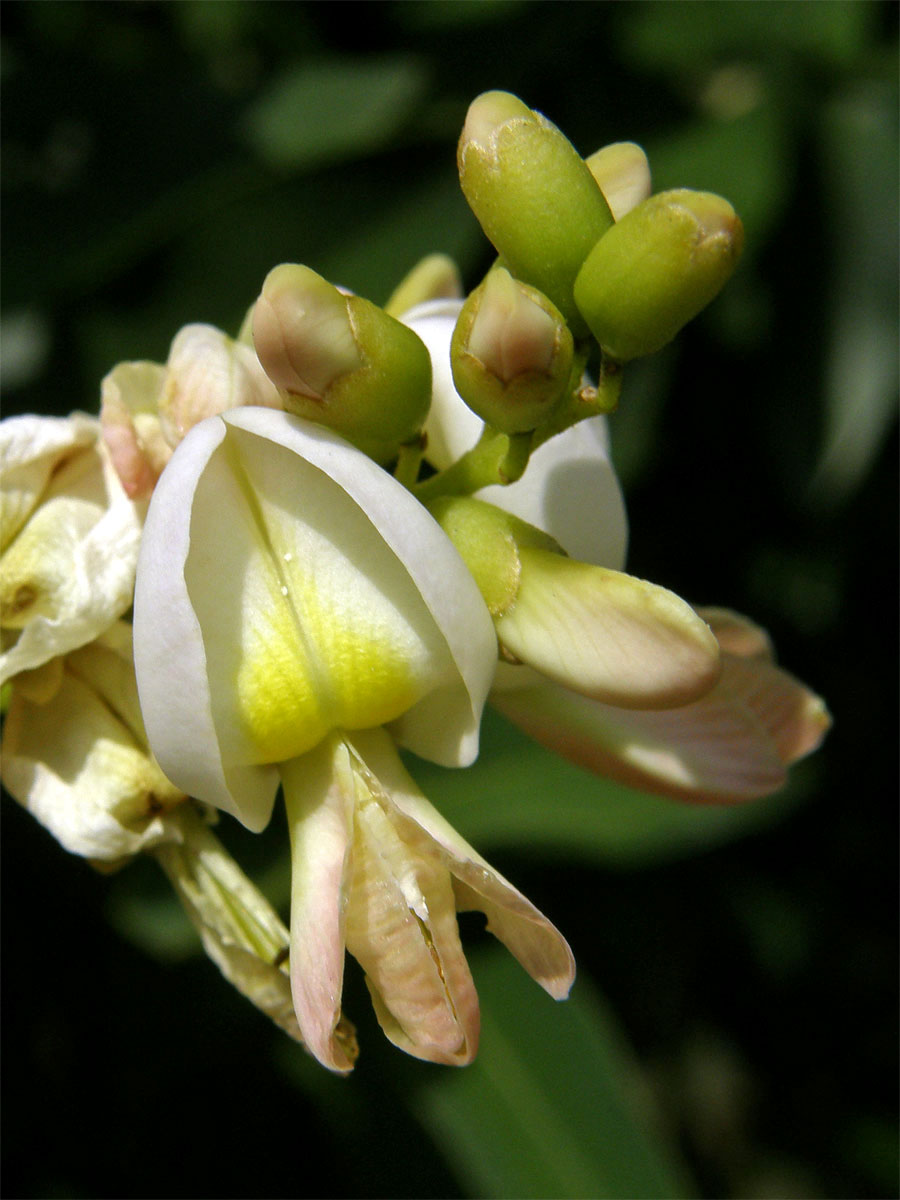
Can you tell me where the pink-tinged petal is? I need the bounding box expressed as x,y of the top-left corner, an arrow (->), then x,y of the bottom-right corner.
496,549 -> 721,709
100,361 -> 170,499
697,607 -> 831,761
349,728 -> 575,1001
281,742 -> 357,1074
715,652 -> 831,765
133,414 -> 280,831
403,299 -> 628,569
491,666 -> 791,804
698,606 -> 775,661
343,739 -> 480,1064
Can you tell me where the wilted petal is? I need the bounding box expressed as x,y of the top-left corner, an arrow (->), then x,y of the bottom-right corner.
1,428 -> 143,684
100,361 -> 171,498
1,629 -> 186,860
349,728 -> 575,1001
0,412 -> 97,550
495,549 -> 721,709
403,299 -> 628,569
154,802 -> 348,1050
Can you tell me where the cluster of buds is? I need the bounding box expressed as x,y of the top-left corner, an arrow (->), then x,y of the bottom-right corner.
1,92 -> 829,1074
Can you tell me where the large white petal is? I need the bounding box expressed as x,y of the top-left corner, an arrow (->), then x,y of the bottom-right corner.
133,414 -> 280,831
220,408 -> 497,769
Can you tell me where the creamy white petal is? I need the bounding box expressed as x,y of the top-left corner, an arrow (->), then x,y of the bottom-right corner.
496,550 -> 721,709
1,433 -> 143,684
1,412 -> 100,549
1,658 -> 185,861
133,414 -> 280,830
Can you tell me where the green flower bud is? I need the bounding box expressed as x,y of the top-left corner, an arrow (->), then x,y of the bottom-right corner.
253,264 -> 432,462
457,91 -> 614,335
450,268 -> 574,434
584,142 -> 651,221
573,189 -> 744,362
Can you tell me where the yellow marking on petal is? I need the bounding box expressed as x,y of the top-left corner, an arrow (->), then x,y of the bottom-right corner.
188,429 -> 452,766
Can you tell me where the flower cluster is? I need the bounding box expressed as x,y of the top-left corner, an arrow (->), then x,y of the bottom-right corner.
1,91 -> 829,1073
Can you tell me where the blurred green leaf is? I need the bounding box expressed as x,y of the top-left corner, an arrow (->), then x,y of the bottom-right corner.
620,0 -> 875,72
408,708 -> 807,869
393,0 -> 531,32
646,102 -> 788,250
811,79 -> 900,506
413,946 -> 691,1199
241,55 -> 429,171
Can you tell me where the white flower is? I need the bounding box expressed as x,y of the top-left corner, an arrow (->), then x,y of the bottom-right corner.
1,622 -> 184,861
132,406 -> 574,1069
0,413 -> 143,685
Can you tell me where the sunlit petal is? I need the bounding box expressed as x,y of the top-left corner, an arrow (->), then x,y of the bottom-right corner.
496,550 -> 721,708
282,742 -> 357,1074
491,666 -> 789,803
349,728 -> 575,1000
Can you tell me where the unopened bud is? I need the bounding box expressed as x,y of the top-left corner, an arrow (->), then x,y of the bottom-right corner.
585,142 -> 651,221
450,268 -> 573,433
458,91 -> 613,335
253,264 -> 432,461
574,189 -> 744,361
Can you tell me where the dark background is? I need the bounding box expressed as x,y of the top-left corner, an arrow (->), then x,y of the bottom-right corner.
2,3 -> 897,1197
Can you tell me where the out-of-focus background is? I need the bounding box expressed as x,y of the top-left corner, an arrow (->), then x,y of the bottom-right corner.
2,3 -> 897,1197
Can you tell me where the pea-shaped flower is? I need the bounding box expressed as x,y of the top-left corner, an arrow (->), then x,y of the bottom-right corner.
133,407 -> 574,1071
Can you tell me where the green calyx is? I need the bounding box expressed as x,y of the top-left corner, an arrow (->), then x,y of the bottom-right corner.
253,264 -> 432,462
425,494 -> 562,618
573,188 -> 744,362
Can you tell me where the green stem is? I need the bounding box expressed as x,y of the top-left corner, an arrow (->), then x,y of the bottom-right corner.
393,435 -> 426,490
413,426 -> 533,503
532,349 -> 623,452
